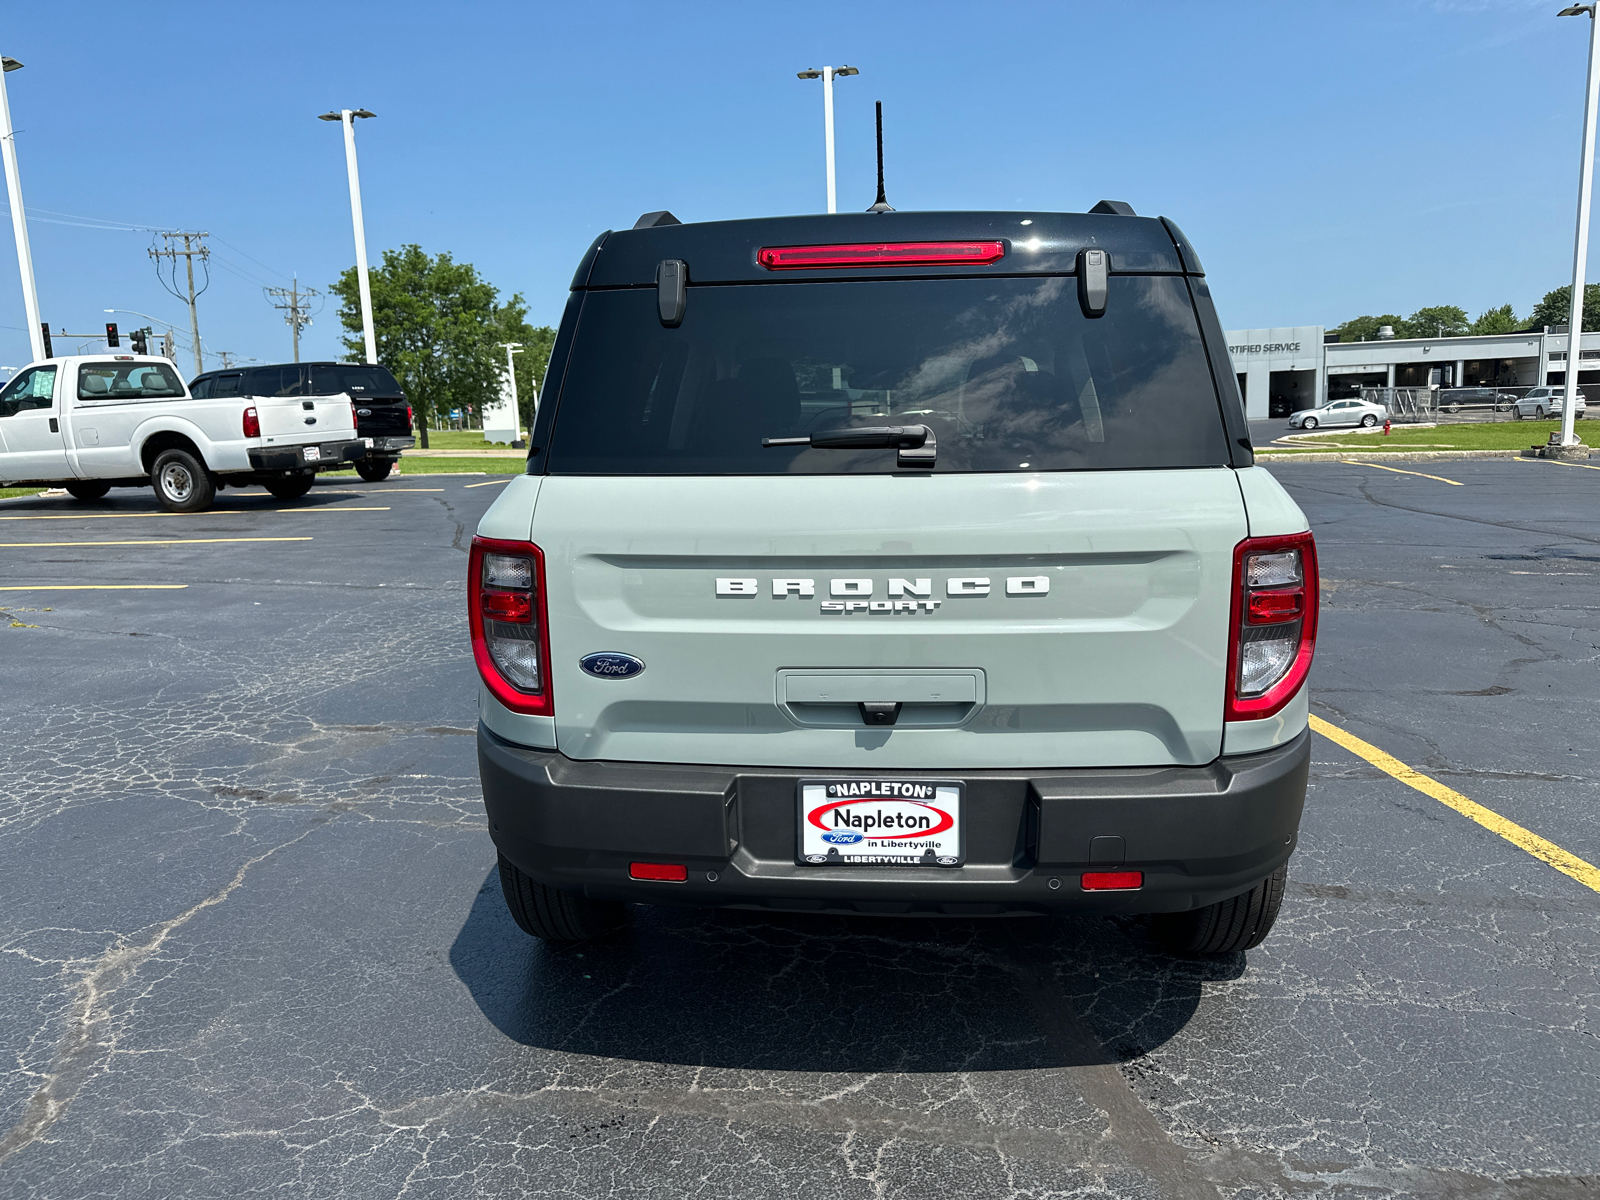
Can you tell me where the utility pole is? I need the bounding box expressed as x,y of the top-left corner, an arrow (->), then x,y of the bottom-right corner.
149,231 -> 210,376
217,351 -> 238,369
264,278 -> 319,362
161,329 -> 175,361
0,56 -> 44,362
1559,3 -> 1600,451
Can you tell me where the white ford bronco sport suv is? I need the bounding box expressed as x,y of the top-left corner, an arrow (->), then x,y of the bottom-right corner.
471,203 -> 1316,955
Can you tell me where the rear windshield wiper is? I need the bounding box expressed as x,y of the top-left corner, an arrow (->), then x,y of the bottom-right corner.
762,424 -> 936,469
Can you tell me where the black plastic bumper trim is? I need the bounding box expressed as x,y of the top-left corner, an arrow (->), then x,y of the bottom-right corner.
477,726 -> 1310,915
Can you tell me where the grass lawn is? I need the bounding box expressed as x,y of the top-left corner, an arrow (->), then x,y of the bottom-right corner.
0,487 -> 48,500
413,429 -> 522,450
322,456 -> 525,477
1257,419 -> 1579,454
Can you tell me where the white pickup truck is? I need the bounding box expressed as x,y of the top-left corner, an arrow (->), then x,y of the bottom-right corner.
0,354 -> 366,511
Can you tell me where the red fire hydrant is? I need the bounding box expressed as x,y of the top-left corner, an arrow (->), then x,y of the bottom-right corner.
1383,419 -> 1392,436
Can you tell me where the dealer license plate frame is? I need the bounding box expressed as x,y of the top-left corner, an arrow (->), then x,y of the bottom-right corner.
795,778 -> 965,868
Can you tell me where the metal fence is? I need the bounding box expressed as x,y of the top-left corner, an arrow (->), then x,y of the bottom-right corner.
1360,386 -> 1536,424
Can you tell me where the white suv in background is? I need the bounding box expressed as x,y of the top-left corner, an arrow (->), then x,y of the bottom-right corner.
1514,387 -> 1586,420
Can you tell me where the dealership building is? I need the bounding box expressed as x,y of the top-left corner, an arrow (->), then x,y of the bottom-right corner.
1224,325 -> 1600,419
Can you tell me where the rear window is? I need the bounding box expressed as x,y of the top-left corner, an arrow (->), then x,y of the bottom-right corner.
309,365 -> 402,396
77,362 -> 185,401
545,276 -> 1229,475
242,366 -> 304,397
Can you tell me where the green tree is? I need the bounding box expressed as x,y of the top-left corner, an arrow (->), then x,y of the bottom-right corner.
329,245 -> 503,449
1402,305 -> 1469,339
1332,314 -> 1407,342
1526,284 -> 1600,332
1469,304 -> 1519,336
491,295 -> 556,438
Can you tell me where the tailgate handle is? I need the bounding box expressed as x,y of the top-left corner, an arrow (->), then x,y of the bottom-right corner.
859,702 -> 901,727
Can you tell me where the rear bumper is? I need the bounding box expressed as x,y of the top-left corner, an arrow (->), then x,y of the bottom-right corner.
367,436 -> 415,453
247,440 -> 366,471
478,727 -> 1311,916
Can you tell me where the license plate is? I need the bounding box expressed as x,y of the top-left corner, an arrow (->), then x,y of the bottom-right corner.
363,437 -> 374,448
797,779 -> 963,867
302,446 -> 321,461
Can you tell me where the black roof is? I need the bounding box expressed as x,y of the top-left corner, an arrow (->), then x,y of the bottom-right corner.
575,209 -> 1203,289
192,360 -> 382,379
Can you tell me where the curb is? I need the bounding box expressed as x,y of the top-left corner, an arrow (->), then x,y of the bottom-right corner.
1257,449 -> 1527,464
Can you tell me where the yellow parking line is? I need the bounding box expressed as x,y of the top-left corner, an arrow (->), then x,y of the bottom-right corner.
0,537 -> 312,548
0,584 -> 188,591
274,506 -> 390,513
1544,457 -> 1600,471
463,479 -> 511,488
1340,460 -> 1463,486
1310,714 -> 1600,895
0,512 -> 229,522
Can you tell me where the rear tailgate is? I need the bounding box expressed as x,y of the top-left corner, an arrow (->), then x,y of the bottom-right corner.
254,393 -> 356,444
535,470 -> 1246,770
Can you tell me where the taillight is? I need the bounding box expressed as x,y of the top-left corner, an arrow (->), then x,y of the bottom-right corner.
1225,531 -> 1318,720
242,406 -> 260,438
468,536 -> 552,715
350,401 -> 358,429
405,404 -> 413,432
756,241 -> 1007,270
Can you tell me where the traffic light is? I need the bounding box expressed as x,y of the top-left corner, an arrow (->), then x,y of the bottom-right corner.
105,322 -> 119,347
129,328 -> 148,355
40,323 -> 52,358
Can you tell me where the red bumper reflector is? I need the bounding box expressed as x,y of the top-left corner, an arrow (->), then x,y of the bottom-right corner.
1081,870 -> 1143,891
629,862 -> 688,882
757,240 -> 1007,270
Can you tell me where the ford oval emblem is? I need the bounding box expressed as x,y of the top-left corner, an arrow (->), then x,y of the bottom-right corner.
579,652 -> 645,680
822,831 -> 863,845
356,407 -> 372,416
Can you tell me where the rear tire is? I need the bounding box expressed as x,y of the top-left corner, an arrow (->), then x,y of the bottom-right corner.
1536,406 -> 1546,419
498,852 -> 627,942
262,473 -> 314,501
1153,864 -> 1287,955
64,481 -> 111,501
355,458 -> 394,483
150,448 -> 215,513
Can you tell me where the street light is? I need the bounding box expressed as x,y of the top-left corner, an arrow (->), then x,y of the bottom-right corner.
500,340 -> 523,420
1558,4 -> 1600,449
796,65 -> 857,214
318,108 -> 378,365
0,55 -> 44,362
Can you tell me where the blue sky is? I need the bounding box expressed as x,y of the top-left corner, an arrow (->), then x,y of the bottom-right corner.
0,0 -> 1593,371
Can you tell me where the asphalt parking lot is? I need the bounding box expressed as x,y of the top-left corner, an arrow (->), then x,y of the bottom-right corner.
1,461 -> 1596,1199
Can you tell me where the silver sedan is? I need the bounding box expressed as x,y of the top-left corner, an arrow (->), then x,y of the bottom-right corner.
1287,399 -> 1387,430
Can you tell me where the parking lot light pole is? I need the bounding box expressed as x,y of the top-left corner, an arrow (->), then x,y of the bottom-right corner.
1559,4 -> 1600,447
796,66 -> 857,213
0,57 -> 44,363
500,341 -> 522,425
318,109 -> 378,365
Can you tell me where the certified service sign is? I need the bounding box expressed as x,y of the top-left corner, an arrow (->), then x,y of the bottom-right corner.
798,779 -> 963,866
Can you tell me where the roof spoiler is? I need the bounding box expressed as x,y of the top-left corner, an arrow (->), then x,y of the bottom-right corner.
1089,200 -> 1136,216
633,210 -> 682,229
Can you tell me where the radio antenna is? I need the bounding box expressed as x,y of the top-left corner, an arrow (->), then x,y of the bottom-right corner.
867,100 -> 895,212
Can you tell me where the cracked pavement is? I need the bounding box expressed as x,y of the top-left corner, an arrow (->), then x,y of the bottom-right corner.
0,463 -> 1595,1198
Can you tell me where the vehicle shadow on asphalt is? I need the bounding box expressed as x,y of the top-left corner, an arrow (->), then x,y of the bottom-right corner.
449,868 -> 1243,1072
